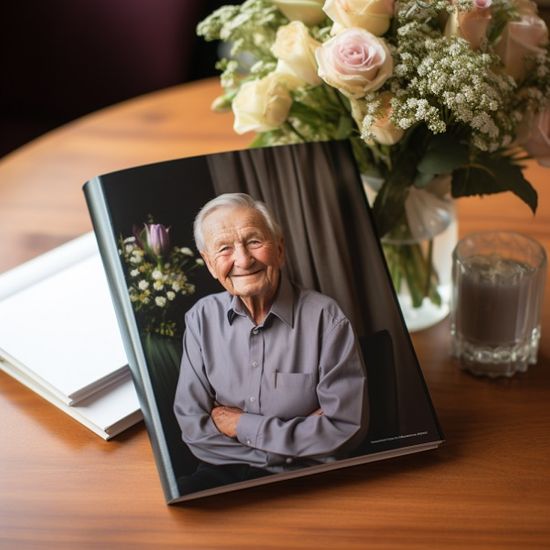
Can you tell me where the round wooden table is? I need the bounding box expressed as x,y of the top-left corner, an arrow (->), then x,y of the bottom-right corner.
1,78 -> 549,549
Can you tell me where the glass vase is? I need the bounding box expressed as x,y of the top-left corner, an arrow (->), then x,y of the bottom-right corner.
364,176 -> 458,332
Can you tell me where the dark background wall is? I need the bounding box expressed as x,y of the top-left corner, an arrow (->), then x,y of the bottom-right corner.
0,1 -> 238,159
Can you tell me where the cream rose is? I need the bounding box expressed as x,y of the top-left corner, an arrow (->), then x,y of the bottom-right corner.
272,21 -> 322,85
370,93 -> 404,145
519,107 -> 550,166
232,73 -> 294,134
323,0 -> 395,37
494,14 -> 548,82
272,0 -> 326,26
445,0 -> 492,50
315,28 -> 393,97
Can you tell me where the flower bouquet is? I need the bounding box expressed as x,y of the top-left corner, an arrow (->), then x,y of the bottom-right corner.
119,222 -> 204,337
197,0 -> 550,327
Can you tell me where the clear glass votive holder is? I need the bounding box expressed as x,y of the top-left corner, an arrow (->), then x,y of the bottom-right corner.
450,231 -> 547,378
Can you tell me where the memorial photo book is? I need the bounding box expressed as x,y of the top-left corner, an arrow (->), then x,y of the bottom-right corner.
0,233 -> 141,439
83,140 -> 444,504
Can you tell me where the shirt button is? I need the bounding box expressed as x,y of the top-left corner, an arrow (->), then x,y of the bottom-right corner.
252,328 -> 259,335
246,439 -> 252,445
251,361 -> 258,368
249,396 -> 256,402
285,457 -> 293,464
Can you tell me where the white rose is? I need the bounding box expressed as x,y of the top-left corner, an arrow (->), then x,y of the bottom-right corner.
273,0 -> 326,26
272,21 -> 322,85
166,291 -> 176,301
445,0 -> 492,50
519,107 -> 550,166
155,296 -> 167,307
315,28 -> 393,98
138,280 -> 149,290
232,73 -> 294,134
494,14 -> 548,82
370,93 -> 404,145
323,0 -> 395,36
151,269 -> 163,280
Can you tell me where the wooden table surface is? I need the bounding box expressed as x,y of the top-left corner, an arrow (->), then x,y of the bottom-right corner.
1,78 -> 549,550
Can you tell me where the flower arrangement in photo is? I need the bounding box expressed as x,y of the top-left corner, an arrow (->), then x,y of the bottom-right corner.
119,222 -> 204,337
197,0 -> 550,310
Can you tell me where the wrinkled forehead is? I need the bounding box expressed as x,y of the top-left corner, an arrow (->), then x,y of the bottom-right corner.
202,206 -> 274,242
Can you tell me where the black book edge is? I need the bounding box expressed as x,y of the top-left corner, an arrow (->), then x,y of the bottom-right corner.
84,176 -> 179,501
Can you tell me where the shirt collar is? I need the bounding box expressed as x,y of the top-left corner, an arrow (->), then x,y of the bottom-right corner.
226,271 -> 295,328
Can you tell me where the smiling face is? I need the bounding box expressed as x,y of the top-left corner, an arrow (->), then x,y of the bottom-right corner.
200,206 -> 285,307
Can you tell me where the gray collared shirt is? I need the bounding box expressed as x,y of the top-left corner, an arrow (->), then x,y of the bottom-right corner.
174,275 -> 368,472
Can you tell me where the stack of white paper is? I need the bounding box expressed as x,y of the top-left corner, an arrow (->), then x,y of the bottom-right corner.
0,233 -> 141,439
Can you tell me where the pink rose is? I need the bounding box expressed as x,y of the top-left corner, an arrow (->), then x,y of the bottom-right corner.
494,14 -> 548,82
315,28 -> 393,97
520,107 -> 550,167
445,0 -> 492,50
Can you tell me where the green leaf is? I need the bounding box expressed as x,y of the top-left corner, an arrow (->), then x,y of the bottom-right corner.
413,170 -> 436,188
415,134 -> 469,186
249,132 -> 274,148
372,148 -> 419,237
289,101 -> 325,126
452,155 -> 538,213
334,115 -> 353,139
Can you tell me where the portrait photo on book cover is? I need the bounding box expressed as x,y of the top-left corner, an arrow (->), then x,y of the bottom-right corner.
102,141 -> 443,502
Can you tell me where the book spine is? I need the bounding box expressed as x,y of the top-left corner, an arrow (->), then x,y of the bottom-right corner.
83,177 -> 179,502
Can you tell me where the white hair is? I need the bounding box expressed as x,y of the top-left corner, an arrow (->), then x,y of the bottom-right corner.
193,193 -> 283,252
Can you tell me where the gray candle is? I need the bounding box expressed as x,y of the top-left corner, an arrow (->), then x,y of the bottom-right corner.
451,232 -> 546,377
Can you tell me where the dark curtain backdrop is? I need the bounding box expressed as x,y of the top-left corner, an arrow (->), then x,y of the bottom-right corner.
206,141 -> 438,438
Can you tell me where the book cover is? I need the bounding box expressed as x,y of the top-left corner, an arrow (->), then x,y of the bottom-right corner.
83,140 -> 444,503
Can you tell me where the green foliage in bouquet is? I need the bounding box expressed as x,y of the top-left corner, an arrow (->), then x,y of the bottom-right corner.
119,221 -> 204,337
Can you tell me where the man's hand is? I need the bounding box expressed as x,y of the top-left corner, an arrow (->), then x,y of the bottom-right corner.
211,405 -> 243,438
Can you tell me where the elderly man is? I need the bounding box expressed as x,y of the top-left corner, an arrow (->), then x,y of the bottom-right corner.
174,193 -> 368,492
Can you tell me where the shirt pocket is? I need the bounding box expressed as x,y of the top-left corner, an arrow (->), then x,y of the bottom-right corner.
264,372 -> 319,419
275,372 -> 316,389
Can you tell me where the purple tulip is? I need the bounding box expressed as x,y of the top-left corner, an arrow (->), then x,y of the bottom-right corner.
144,223 -> 170,258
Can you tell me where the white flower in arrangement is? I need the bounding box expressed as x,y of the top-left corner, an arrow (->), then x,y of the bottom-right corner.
155,296 -> 167,307
138,280 -> 149,290
196,259 -> 205,267
119,224 -> 204,336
